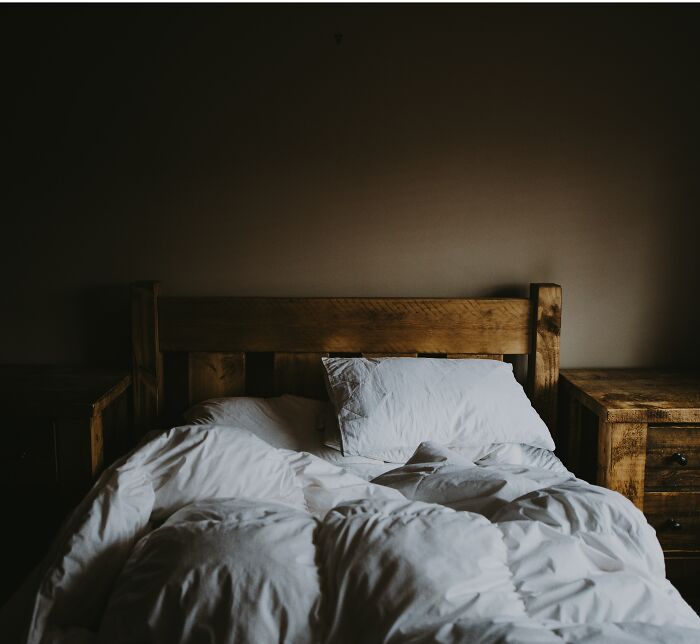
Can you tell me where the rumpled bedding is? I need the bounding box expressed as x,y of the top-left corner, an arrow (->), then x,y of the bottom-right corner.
2,425 -> 698,644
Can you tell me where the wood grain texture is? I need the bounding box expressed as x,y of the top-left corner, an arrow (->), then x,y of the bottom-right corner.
560,369 -> 700,423
362,353 -> 418,358
92,377 -> 131,416
131,281 -> 163,436
446,353 -> 504,361
89,413 -> 103,476
158,297 -> 533,354
273,353 -> 328,399
559,370 -> 700,564
188,352 -> 246,406
527,284 -> 562,435
135,282 -> 562,435
646,425 -> 700,490
598,421 -> 647,509
644,491 -> 700,552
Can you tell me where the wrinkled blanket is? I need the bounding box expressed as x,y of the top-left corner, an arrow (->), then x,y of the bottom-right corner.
2,426 -> 698,644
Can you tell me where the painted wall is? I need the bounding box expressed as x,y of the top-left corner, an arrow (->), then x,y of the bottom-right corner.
2,5 -> 698,368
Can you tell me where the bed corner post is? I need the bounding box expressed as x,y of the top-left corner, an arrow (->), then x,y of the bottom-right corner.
131,281 -> 163,441
527,283 -> 562,441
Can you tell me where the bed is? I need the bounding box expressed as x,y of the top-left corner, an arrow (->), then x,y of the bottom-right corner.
3,281 -> 699,643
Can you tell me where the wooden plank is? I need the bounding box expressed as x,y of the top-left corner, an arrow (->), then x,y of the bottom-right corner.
598,421 -> 648,509
89,413 -> 104,477
560,370 -> 700,424
188,352 -> 246,406
446,353 -> 503,361
527,284 -> 561,435
644,491 -> 700,552
646,425 -> 700,490
131,282 -> 162,437
273,353 -> 328,399
158,297 -> 533,355
647,463 -> 700,490
362,353 -> 418,358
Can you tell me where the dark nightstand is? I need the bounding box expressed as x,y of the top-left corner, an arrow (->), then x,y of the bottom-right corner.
0,366 -> 132,605
559,368 -> 700,612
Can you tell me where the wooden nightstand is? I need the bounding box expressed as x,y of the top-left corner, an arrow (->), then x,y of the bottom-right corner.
0,366 -> 132,605
559,369 -> 700,611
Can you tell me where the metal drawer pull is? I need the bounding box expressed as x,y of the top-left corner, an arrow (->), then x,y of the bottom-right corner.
667,518 -> 682,530
671,453 -> 688,466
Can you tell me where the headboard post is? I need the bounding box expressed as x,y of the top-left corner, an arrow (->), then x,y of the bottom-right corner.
131,281 -> 163,440
527,283 -> 562,439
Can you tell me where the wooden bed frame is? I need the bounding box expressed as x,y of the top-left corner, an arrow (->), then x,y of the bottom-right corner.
131,282 -> 562,443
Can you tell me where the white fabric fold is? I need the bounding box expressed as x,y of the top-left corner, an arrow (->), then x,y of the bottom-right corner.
4,431 -> 698,644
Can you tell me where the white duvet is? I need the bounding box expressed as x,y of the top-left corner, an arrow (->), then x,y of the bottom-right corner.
3,425 -> 698,644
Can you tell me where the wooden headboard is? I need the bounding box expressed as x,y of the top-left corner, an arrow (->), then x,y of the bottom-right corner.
131,282 -> 562,442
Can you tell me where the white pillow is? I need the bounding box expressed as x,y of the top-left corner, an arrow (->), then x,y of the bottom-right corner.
184,395 -> 390,475
322,356 -> 555,462
321,405 -> 495,464
184,394 -> 328,452
320,402 -> 343,451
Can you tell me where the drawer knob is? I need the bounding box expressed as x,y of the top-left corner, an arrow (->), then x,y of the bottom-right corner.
667,518 -> 683,531
671,453 -> 688,466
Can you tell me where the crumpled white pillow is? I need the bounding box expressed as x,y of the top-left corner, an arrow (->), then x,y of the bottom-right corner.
183,395 -> 390,475
184,394 -> 327,452
323,356 -> 554,462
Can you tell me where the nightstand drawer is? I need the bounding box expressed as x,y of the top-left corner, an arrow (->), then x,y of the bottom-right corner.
646,425 -> 700,490
645,491 -> 700,551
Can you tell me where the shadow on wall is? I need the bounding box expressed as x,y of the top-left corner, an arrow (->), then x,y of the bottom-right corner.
651,179 -> 700,367
648,77 -> 700,367
2,4 -> 699,367
79,285 -> 131,368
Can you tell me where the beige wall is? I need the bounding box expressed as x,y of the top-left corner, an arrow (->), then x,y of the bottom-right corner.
2,5 -> 698,368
